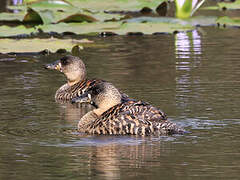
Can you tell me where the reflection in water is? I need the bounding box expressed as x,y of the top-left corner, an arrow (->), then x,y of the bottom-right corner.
175,30 -> 202,62
12,0 -> 23,13
90,144 -> 120,180
68,137 -> 166,180
174,30 -> 202,117
58,102 -> 94,126
1,29 -> 240,180
12,0 -> 22,5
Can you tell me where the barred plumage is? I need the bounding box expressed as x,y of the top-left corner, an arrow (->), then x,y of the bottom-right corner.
77,82 -> 185,136
45,55 -> 128,103
55,79 -> 104,102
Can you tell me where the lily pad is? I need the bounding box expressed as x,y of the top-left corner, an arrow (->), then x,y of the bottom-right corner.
14,0 -> 73,11
217,16 -> 240,27
0,38 -> 87,53
4,0 -> 166,26
23,7 -> 55,24
0,12 -> 25,23
38,22 -> 122,35
185,16 -> 217,26
114,21 -> 194,35
126,16 -> 217,27
218,0 -> 240,10
1,7 -> 123,25
204,0 -> 240,10
37,19 -> 194,35
0,25 -> 35,37
70,0 -> 165,12
57,13 -> 98,23
9,0 -> 165,13
26,0 -> 73,6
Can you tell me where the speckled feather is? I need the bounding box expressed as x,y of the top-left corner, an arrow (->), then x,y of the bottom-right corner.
79,100 -> 184,136
55,79 -> 105,102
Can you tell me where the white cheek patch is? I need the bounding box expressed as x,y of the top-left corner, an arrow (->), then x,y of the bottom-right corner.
59,63 -> 62,72
88,93 -> 91,100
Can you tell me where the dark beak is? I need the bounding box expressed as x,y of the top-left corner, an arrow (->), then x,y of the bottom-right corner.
71,93 -> 92,104
44,60 -> 61,71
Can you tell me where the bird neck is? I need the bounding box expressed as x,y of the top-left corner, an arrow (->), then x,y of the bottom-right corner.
67,76 -> 86,86
78,111 -> 98,131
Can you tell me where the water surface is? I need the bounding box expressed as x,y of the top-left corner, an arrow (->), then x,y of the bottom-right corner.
0,27 -> 240,180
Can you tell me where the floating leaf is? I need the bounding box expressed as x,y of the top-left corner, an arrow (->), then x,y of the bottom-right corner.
57,13 -> 98,23
217,16 -> 240,27
218,0 -> 240,10
0,15 -> 216,38
0,12 -> 25,23
69,0 -> 165,12
114,21 -> 194,35
186,16 -> 217,26
1,8 -> 118,25
0,25 -> 35,37
156,1 -> 168,16
38,22 -> 122,35
71,45 -> 83,57
23,7 -> 55,24
0,38 -> 85,53
37,19 -> 194,35
202,6 -> 219,10
23,7 -> 43,24
4,0 -> 166,26
25,0 -> 73,10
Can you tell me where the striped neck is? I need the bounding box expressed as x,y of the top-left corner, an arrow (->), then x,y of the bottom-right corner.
55,79 -> 89,101
55,79 -> 104,102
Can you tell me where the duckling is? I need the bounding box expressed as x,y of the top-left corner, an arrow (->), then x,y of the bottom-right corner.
45,55 -> 127,102
73,82 -> 185,136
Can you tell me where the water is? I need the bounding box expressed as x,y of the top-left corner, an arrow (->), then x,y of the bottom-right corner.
0,27 -> 240,180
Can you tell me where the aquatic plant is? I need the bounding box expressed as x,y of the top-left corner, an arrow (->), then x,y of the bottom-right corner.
175,0 -> 205,19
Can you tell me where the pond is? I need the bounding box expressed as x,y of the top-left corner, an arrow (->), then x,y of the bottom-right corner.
0,27 -> 240,179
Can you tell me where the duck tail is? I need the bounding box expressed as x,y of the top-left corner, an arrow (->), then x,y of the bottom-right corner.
159,120 -> 186,135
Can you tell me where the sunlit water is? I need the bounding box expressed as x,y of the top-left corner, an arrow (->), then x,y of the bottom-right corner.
0,27 -> 240,180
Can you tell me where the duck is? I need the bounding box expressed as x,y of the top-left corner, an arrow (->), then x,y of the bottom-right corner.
45,55 -> 127,102
72,81 -> 185,136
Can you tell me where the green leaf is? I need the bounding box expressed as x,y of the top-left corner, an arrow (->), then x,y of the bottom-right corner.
202,6 -> 218,10
38,19 -> 194,35
38,22 -> 122,35
7,0 -> 74,18
218,0 -> 240,10
68,0 -> 165,12
186,16 -> 217,26
0,12 -> 25,23
217,16 -> 240,27
1,8 -> 118,25
23,7 -> 55,25
0,25 -> 35,37
156,1 -> 168,16
114,21 -> 194,35
127,16 -> 217,27
71,45 -> 83,56
57,13 -> 98,23
25,0 -> 73,9
0,38 -> 86,53
175,0 -> 192,19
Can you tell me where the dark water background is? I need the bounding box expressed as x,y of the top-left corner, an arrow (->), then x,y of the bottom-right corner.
0,27 -> 240,179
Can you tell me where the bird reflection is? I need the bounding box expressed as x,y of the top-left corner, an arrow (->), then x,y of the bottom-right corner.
65,136 -> 165,179
58,102 -> 94,125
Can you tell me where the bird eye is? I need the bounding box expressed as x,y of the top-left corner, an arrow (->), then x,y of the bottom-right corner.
61,58 -> 68,65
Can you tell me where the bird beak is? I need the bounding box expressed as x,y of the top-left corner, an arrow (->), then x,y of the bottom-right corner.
44,60 -> 62,72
